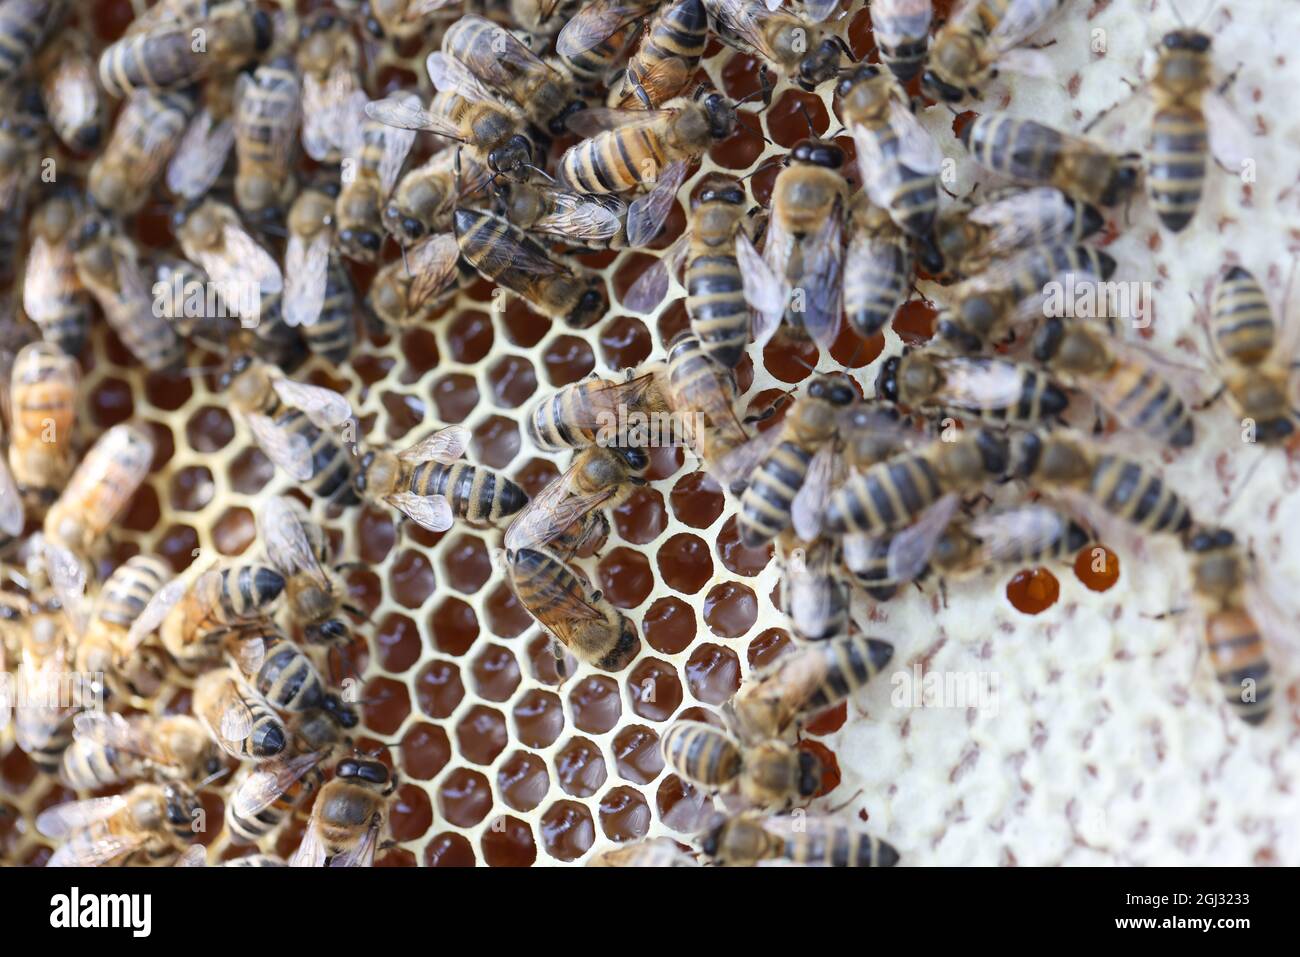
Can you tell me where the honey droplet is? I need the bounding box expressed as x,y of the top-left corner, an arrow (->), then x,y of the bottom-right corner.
555,738 -> 607,798
1074,545 -> 1120,592
569,676 -> 622,735
613,725 -> 664,784
438,768 -> 493,828
1005,568 -> 1061,615
425,832 -> 476,867
642,596 -> 696,655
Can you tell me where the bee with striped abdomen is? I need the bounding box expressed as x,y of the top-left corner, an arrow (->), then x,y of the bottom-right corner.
386,148 -> 490,246
0,83 -> 46,288
877,350 -> 1070,427
59,712 -> 224,791
527,370 -> 670,453
611,0 -> 709,108
871,0 -> 932,83
366,231 -> 472,329
43,422 -> 154,559
225,742 -> 331,846
661,719 -> 822,809
494,176 -> 630,251
21,191 -> 92,357
11,586 -> 75,775
7,342 -> 77,510
291,756 -> 396,867
588,837 -> 700,867
233,57 -> 301,218
702,0 -> 846,90
923,0 -> 1066,103
335,94 -> 418,262
356,425 -> 530,533
38,783 -> 202,867
90,89 -> 195,215
35,32 -> 102,152
0,0 -> 66,84
699,811 -> 900,867
662,329 -> 753,475
283,182 -> 357,365
843,193 -> 912,339
296,9 -> 364,165
74,554 -> 173,703
557,0 -> 656,82
776,531 -> 850,643
225,622 -> 357,726
193,667 -> 291,764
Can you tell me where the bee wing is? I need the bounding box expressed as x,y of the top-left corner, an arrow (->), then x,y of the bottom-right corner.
213,680 -> 256,745
283,231 -> 331,328
713,424 -> 789,490
887,100 -> 944,175
1243,565 -> 1300,657
290,824 -> 329,868
257,496 -> 330,584
800,0 -> 841,22
451,15 -> 557,83
425,52 -> 503,107
786,542 -> 837,639
504,476 -> 621,552
624,57 -> 691,105
71,711 -> 172,766
967,188 -> 1092,258
42,540 -> 88,631
455,213 -> 572,280
47,830 -> 147,869
557,0 -> 653,57
708,0 -> 781,61
125,577 -> 186,655
175,844 -> 208,867
405,232 -> 464,312
398,425 -> 471,464
302,64 -> 361,161
218,222 -> 283,295
36,794 -> 129,838
230,632 -> 266,678
1203,89 -> 1254,171
233,750 -> 327,818
886,492 -> 962,583
624,236 -> 687,313
994,46 -> 1055,78
966,503 -> 1072,564
871,0 -> 933,45
0,456 -> 22,538
329,822 -> 380,868
167,107 -> 235,201
22,234 -> 77,323
736,229 -> 786,349
935,356 -> 1043,409
796,204 -> 845,350
374,114 -> 418,197
791,444 -> 838,541
270,376 -> 353,429
364,95 -> 462,140
387,491 -> 455,532
990,0 -> 1068,47
844,229 -> 909,325
565,107 -> 668,138
627,160 -> 687,247
245,412 -> 315,482
535,190 -> 628,245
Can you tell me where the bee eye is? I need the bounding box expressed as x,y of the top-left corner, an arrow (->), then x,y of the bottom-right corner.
401,218 -> 425,238
359,231 -> 381,251
336,758 -> 361,779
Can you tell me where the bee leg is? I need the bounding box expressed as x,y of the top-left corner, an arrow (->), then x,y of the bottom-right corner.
1193,385 -> 1226,412
1081,78 -> 1142,134
550,640 -> 570,680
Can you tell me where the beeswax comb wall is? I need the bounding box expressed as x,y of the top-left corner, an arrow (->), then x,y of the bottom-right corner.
1,0 -> 1298,866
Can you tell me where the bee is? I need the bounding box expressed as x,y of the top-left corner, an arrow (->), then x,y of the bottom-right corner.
35,32 -> 102,152
37,783 -> 202,867
454,207 -> 610,327
775,531 -> 850,643
225,622 -> 358,727
385,148 -> 490,246
0,0 -> 66,84
918,187 -> 1105,279
661,719 -> 822,809
870,0 -> 932,83
877,350 -> 1069,426
88,89 -> 196,215
662,329 -> 752,473
699,811 -> 900,867
165,81 -> 239,203
284,183 -> 357,365
59,713 -> 224,791
1184,526 -> 1278,726
962,114 -> 1143,210
356,425 -> 530,533
132,562 -> 287,668
725,632 -> 895,743
1198,266 -> 1296,443
557,0 -> 656,76
43,422 -> 154,558
588,837 -> 700,867
98,0 -> 272,98
7,342 -> 77,509
440,15 -> 583,135
366,86 -> 534,175
21,191 -> 92,357
0,83 -> 45,288
564,21 -> 635,95
836,65 -> 942,239
193,667 -> 291,763
494,176 -> 630,251
225,744 -> 331,846
612,0 -> 710,108
625,173 -> 774,367
296,9 -> 364,164
702,0 -> 846,90
367,0 -> 454,40
1009,430 -> 1193,539
935,242 -> 1117,353
12,590 -> 75,775
1030,316 -> 1197,448
220,356 -> 357,498
748,138 -> 849,350
923,0 -> 1065,103
843,193 -> 913,339
367,232 -> 473,328
290,756 -> 396,867
233,57 -> 301,217
335,94 -> 418,262
255,495 -> 364,647
527,370 -> 671,454
72,218 -> 185,373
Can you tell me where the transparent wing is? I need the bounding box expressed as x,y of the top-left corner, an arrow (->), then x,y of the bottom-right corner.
48,830 -> 145,868
886,493 -> 962,583
175,844 -> 208,867
22,235 -> 77,323
791,444 -> 837,541
505,471 -> 622,552
968,188 -> 1095,258
167,107 -> 235,200
245,412 -> 314,482
283,231 -> 331,328
557,1 -> 653,58
794,205 -> 844,350
229,631 -> 265,678
257,496 -> 329,584
72,712 -> 158,763
934,356 -> 1042,409
218,222 -> 283,295
0,457 -> 22,538
887,99 -> 944,174
364,95 -> 464,140
623,236 -> 687,312
1203,89 -> 1254,170
232,750 -> 326,818
713,423 -> 788,489
270,376 -> 353,429
801,0 -> 840,22
290,825 -> 329,867
374,115 -> 418,196
871,0 -> 933,45
990,0 -> 1067,47
43,540 -> 87,631
736,229 -> 785,349
36,795 -> 128,838
397,425 -> 471,464
532,190 -> 627,245
400,231 -> 462,314
786,542 -> 837,639
126,577 -> 186,655
388,491 -> 455,532
966,503 -> 1071,564
302,63 -> 361,161
565,107 -> 668,138
995,47 -> 1054,78
329,823 -> 380,868
425,52 -> 503,106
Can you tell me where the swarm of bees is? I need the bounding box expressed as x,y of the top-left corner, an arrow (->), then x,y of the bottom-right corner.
0,0 -> 1292,870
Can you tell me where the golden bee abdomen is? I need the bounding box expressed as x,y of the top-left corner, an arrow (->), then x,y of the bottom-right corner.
1205,608 -> 1272,725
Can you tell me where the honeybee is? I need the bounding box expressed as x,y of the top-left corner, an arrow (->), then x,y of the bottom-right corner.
557,0 -> 656,70
564,21 -> 635,95
725,632 -> 895,743
702,0 -> 846,90
626,174 -> 774,367
37,783 -> 202,867
132,562 -> 287,667
366,85 -> 533,175
43,422 -> 154,558
776,531 -> 850,643
335,94 -> 418,262
12,588 -> 75,775
612,0 -> 709,108
284,183 -> 357,365
748,138 -> 849,350
1008,430 -> 1193,540
233,57 -> 301,217
962,114 -> 1142,210
935,242 -> 1117,353
296,9 -> 364,164
918,187 -> 1105,279
174,198 -> 286,334
454,207 -> 610,327
1183,526 -> 1279,726
0,83 -> 45,288
527,370 -> 670,453
163,86 -> 237,203
870,0 -> 932,82
923,0 -> 1066,103
699,811 -> 900,867
0,0 -> 66,84
661,719 -> 822,809
89,89 -> 196,215
836,65 -> 942,239
98,0 -> 272,98
386,148 -> 490,246
843,193 -> 912,339
255,495 -> 363,646
7,342 -> 76,510
220,356 -> 357,497
1031,316 -> 1197,448
59,713 -> 225,791
72,218 -> 185,373
662,329 -> 752,473
193,667 -> 291,763
1197,266 -> 1297,444
225,743 -> 330,846
494,176 -> 630,251
367,0 -> 454,40
588,837 -> 700,867
367,232 -> 473,328
356,425 -> 530,532
290,756 -> 396,867
74,554 -> 172,703
225,622 -> 358,727
878,350 -> 1069,426
21,191 -> 92,357
35,32 -> 102,152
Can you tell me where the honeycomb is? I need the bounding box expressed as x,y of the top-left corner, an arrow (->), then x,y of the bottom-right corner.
2,0 -> 1299,867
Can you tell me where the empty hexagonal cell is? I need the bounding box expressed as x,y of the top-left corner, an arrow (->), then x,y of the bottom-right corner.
612,487 -> 666,544
471,415 -> 520,470
389,549 -> 436,609
497,751 -> 549,813
512,689 -> 564,749
597,548 -> 654,608
554,737 -> 607,798
642,596 -> 696,655
414,660 -> 464,720
487,354 -> 537,408
362,677 -> 410,736
389,783 -> 434,843
656,533 -> 713,594
429,598 -> 479,656
540,800 -> 595,862
185,406 -> 235,453
613,724 -> 663,784
481,816 -> 536,867
431,373 -> 480,423
703,582 -> 758,639
438,768 -> 493,828
685,643 -> 741,705
400,723 -> 451,781
424,832 -> 476,867
471,644 -> 521,702
441,534 -> 493,594
455,705 -> 508,765
542,335 -> 595,386
375,613 -> 423,673
568,676 -> 621,735
627,658 -> 684,722
212,507 -> 255,556
599,786 -> 652,842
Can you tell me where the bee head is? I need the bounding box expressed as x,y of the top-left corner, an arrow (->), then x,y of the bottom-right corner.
323,693 -> 360,729
974,429 -> 1010,477
1162,30 -> 1211,52
570,284 -> 608,329
163,785 -> 199,833
694,173 -> 746,208
835,63 -> 881,99
806,374 -> 856,406
876,355 -> 903,403
700,93 -> 737,139
488,135 -> 533,174
1187,527 -> 1237,553
338,227 -> 383,258
307,618 -> 351,644
913,231 -> 946,276
797,749 -> 823,797
921,68 -> 967,103
1102,155 -> 1143,206
797,37 -> 843,91
336,757 -> 391,788
251,8 -> 274,52
790,138 -> 844,169
551,99 -> 587,136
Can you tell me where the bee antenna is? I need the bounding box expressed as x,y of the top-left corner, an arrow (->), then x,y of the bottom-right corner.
523,164 -> 555,183
634,81 -> 654,110
832,35 -> 857,62
796,101 -> 819,137
197,764 -> 233,790
400,241 -> 410,277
